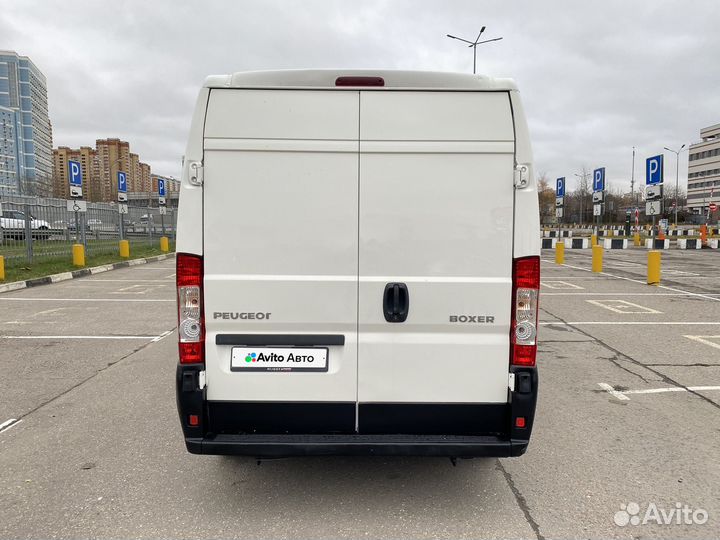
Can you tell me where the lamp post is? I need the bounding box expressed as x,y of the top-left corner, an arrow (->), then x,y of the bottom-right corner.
446,27 -> 503,74
664,144 -> 686,227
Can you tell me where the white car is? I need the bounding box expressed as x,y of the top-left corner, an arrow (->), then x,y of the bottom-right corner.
175,70 -> 540,458
1,209 -> 51,237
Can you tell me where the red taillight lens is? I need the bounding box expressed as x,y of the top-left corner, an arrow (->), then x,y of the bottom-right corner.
177,253 -> 204,365
511,256 -> 540,367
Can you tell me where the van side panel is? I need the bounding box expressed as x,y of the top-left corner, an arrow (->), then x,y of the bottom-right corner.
176,88 -> 209,256
510,91 -> 541,258
357,91 -> 515,405
201,90 -> 359,403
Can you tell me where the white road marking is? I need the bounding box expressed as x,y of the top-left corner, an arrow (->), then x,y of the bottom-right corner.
586,299 -> 662,314
165,274 -> 176,279
542,292 -> 709,296
1,335 -> 163,340
111,284 -> 167,294
598,383 -> 630,401
542,281 -> 585,290
0,298 -> 173,303
550,261 -> 720,303
683,335 -> 720,351
0,419 -> 22,434
541,321 -> 720,326
599,383 -> 720,401
151,329 -> 175,342
83,279 -> 174,283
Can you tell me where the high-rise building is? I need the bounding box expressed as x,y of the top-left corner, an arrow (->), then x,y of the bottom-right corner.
140,162 -> 151,192
151,174 -> 180,194
95,138 -> 130,201
52,146 -> 100,201
0,51 -> 53,195
687,123 -> 720,215
0,105 -> 22,193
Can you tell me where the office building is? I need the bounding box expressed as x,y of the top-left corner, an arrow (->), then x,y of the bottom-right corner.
0,50 -> 53,194
687,123 -> 720,214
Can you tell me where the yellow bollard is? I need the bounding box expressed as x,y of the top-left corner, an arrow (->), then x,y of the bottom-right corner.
634,232 -> 641,246
647,250 -> 661,285
555,241 -> 565,264
0,255 -> 4,281
592,244 -> 603,273
72,244 -> 85,267
607,229 -> 614,237
119,240 -> 130,258
160,236 -> 169,253
591,234 -> 597,246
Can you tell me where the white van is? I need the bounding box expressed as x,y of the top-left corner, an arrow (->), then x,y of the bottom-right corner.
175,70 -> 540,458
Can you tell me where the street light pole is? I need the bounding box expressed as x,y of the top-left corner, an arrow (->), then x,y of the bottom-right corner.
446,28 -> 503,74
664,144 -> 686,227
574,171 -> 590,226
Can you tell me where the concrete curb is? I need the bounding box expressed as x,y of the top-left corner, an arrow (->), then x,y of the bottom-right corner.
0,253 -> 176,294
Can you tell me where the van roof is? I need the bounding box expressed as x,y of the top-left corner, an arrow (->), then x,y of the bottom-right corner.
203,69 -> 517,91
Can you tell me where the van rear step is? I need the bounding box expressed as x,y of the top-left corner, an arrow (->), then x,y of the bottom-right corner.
185,433 -> 529,458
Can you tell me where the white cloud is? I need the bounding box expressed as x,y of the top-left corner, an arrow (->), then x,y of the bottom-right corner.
3,0 -> 718,189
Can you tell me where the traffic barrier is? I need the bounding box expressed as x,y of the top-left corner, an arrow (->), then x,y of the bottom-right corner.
541,238 -> 559,249
160,236 -> 169,252
645,239 -> 669,249
647,251 -> 661,285
555,242 -> 565,264
678,238 -> 702,250
564,238 -> 590,249
592,245 -> 603,273
708,239 -> 719,249
634,232 -> 641,246
119,240 -> 130,258
603,238 -> 628,249
0,255 -> 4,281
72,244 -> 85,267
545,230 -> 572,238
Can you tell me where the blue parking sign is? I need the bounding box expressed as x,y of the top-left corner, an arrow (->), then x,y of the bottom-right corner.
593,167 -> 605,192
68,160 -> 82,186
556,177 -> 565,197
117,171 -> 127,193
646,155 -> 664,185
158,178 -> 166,197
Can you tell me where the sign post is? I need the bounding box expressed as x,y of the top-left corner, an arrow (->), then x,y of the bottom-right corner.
158,178 -> 167,236
117,171 -> 128,240
68,160 -> 86,249
646,155 -> 664,237
555,177 -> 565,238
592,167 -> 605,236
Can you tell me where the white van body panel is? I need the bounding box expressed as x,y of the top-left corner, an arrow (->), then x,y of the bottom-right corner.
178,70 -> 540,418
202,90 -> 359,402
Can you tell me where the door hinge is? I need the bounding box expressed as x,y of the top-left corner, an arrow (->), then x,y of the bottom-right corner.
514,164 -> 530,188
189,161 -> 203,186
198,370 -> 206,390
508,372 -> 516,392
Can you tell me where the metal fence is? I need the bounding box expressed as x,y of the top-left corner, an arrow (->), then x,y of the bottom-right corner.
0,194 -> 176,265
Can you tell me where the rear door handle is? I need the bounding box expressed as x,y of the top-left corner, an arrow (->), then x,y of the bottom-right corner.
383,283 -> 409,323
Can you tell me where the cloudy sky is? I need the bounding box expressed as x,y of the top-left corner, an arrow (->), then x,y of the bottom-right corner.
3,0 -> 719,192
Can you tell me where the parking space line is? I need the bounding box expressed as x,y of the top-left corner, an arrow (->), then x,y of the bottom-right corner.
151,329 -> 175,342
542,281 -> 584,290
586,299 -> 662,314
83,279 -> 174,283
541,321 -> 720,326
0,419 -> 22,434
542,292 -> 708,296
684,335 -> 720,351
551,261 -> 720,303
599,383 -> 720,401
0,298 -> 173,303
1,335 -> 164,340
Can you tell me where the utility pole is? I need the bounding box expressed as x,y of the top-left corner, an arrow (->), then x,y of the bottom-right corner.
630,146 -> 636,205
664,144 -> 686,227
446,28 -> 503,74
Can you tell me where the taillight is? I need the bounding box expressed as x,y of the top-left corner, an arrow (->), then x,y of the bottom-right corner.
177,253 -> 204,364
511,256 -> 540,367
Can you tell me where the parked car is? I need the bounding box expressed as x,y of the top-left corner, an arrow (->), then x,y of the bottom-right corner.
1,210 -> 51,239
174,70 -> 540,459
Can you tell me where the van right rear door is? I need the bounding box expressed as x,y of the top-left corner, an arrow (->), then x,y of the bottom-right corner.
357,91 -> 516,427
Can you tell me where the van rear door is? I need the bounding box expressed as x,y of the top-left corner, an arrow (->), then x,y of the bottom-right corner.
202,90 -> 359,406
357,91 -> 515,411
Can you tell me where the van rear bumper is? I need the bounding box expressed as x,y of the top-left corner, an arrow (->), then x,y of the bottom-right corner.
184,433 -> 528,458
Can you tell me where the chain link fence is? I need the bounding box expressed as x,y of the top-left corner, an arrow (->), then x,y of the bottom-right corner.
0,194 -> 176,267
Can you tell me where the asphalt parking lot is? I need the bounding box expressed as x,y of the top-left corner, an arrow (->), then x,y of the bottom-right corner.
1,250 -> 719,539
